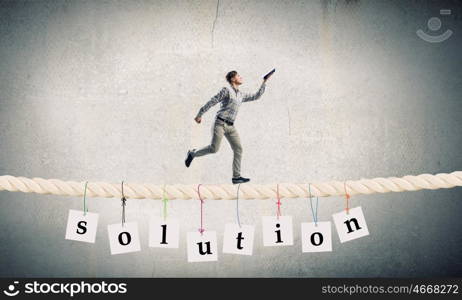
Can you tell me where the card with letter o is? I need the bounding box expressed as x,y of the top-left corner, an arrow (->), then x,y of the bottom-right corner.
107,222 -> 141,255
301,221 -> 332,252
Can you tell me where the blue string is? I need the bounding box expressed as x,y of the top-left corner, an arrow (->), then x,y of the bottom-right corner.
308,183 -> 319,225
236,183 -> 241,227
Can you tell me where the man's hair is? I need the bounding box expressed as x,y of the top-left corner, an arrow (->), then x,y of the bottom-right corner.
226,70 -> 238,84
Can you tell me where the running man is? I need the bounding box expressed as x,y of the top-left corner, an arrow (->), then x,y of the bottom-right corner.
185,70 -> 270,184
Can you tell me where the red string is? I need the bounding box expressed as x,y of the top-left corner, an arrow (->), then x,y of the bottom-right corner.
344,181 -> 350,214
197,184 -> 205,235
276,184 -> 282,219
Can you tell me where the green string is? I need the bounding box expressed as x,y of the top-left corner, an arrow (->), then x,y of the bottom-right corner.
162,184 -> 168,221
83,181 -> 88,216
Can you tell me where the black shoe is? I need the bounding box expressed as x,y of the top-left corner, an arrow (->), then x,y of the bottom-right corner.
232,176 -> 250,184
185,149 -> 195,167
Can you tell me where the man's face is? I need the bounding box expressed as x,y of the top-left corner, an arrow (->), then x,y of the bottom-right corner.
232,74 -> 243,85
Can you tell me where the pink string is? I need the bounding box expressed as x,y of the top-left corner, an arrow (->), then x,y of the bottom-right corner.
197,184 -> 205,235
276,184 -> 282,219
344,181 -> 350,214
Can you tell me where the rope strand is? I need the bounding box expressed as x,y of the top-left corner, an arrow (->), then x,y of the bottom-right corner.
0,171 -> 460,200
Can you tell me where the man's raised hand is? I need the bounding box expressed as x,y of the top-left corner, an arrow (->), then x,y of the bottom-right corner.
263,68 -> 275,82
195,116 -> 202,124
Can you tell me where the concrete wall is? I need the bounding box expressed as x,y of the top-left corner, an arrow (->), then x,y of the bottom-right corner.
0,0 -> 461,277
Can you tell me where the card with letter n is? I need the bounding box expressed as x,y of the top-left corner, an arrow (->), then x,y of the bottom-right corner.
65,209 -> 99,244
333,206 -> 369,243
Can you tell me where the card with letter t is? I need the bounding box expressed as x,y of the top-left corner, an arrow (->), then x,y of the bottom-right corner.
223,223 -> 254,255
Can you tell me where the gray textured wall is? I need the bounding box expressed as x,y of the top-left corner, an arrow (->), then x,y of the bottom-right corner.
1,0 -> 461,277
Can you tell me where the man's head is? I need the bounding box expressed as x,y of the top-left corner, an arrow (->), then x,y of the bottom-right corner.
226,70 -> 243,86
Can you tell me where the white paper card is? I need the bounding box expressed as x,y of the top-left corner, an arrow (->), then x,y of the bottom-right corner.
186,231 -> 218,262
223,223 -> 255,255
333,206 -> 369,243
262,216 -> 293,246
149,218 -> 180,248
301,221 -> 332,252
107,222 -> 141,255
65,209 -> 99,243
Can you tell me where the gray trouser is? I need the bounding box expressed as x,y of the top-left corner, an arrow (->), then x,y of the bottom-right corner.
193,118 -> 243,178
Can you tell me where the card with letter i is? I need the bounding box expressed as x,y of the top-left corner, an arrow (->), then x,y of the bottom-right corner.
262,216 -> 293,246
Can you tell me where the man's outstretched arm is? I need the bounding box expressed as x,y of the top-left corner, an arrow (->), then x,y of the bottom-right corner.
195,87 -> 228,122
242,81 -> 266,102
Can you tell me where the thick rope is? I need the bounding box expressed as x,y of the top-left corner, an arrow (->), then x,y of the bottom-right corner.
0,171 -> 461,200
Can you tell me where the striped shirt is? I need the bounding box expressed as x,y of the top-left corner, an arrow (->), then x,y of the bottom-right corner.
195,82 -> 266,123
